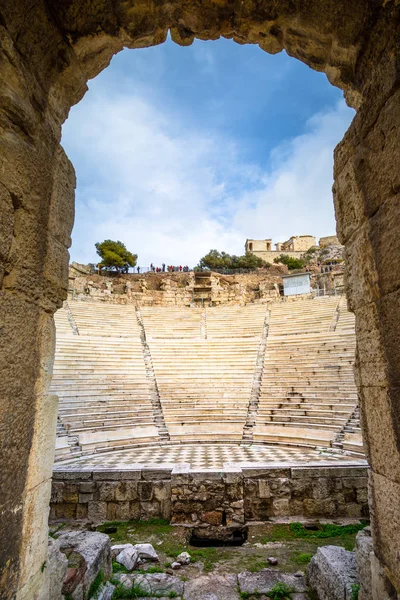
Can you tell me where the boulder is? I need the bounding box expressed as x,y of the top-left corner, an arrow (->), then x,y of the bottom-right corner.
134,543 -> 159,561
48,538 -> 68,600
176,551 -> 191,565
111,543 -> 133,559
171,562 -> 181,570
184,574 -> 240,600
133,573 -> 184,597
306,546 -> 359,600
58,531 -> 112,600
116,546 -> 139,571
238,569 -> 307,595
96,581 -> 116,600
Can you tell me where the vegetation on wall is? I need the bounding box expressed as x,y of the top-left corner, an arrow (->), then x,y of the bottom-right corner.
273,254 -> 305,270
95,240 -> 137,273
198,249 -> 269,270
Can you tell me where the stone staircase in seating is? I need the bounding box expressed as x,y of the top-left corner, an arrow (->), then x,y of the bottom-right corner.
52,296 -> 363,460
253,297 -> 362,450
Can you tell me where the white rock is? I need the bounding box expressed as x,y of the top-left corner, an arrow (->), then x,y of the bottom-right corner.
96,581 -> 116,600
306,546 -> 358,600
267,557 -> 278,565
176,551 -> 191,565
171,562 -> 181,570
116,546 -> 139,571
111,543 -> 134,560
133,543 -> 159,561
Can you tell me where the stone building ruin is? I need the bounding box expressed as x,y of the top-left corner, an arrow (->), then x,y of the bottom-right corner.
1,1 -> 400,599
246,234 -> 317,262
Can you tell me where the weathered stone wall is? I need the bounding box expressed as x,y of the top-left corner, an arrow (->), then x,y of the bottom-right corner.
50,464 -> 369,526
68,271 -> 283,306
0,0 -> 399,597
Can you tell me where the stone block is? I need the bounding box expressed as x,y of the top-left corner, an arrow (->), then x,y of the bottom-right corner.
138,481 -> 154,501
48,538 -> 68,600
184,574 -> 240,599
142,468 -> 172,481
238,569 -> 307,594
107,502 -> 130,521
78,493 -> 93,503
356,527 -> 373,600
132,573 -> 184,597
79,482 -> 95,493
306,546 -> 359,600
115,481 -> 138,501
312,478 -> 332,500
98,482 -> 117,502
87,502 -> 107,524
51,482 -> 65,504
92,469 -> 141,481
258,479 -> 271,498
272,498 -> 290,516
58,531 -> 112,600
52,470 -> 92,481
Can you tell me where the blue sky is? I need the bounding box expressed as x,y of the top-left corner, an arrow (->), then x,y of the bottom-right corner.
62,36 -> 355,268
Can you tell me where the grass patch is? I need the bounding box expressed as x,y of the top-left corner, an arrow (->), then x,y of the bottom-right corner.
49,522 -> 66,538
97,518 -> 172,542
261,521 -> 368,550
248,559 -> 269,573
268,582 -> 293,599
112,560 -> 130,574
136,566 -> 164,574
88,570 -> 105,599
289,522 -> 368,540
111,583 -> 178,599
189,547 -> 219,572
290,551 -> 313,565
350,583 -> 360,600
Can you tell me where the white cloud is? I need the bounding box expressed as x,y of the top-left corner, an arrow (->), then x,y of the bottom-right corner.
62,84 -> 354,268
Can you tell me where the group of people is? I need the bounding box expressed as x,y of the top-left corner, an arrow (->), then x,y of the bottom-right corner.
135,264 -> 190,273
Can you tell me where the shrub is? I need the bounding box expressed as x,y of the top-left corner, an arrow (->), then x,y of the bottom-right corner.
268,582 -> 293,599
273,254 -> 305,270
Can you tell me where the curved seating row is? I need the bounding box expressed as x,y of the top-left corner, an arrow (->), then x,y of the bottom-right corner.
53,297 -> 363,460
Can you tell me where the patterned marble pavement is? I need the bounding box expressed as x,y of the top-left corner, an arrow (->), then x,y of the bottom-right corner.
54,443 -> 366,471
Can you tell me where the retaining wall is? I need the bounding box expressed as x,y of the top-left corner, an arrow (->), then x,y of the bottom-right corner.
50,463 -> 369,525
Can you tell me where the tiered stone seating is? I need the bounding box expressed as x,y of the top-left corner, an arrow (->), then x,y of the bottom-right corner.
141,306 -> 203,338
54,306 -> 74,335
206,305 -> 266,338
267,296 -> 339,336
335,297 -> 356,331
149,337 -> 260,441
68,302 -> 138,337
52,303 -> 159,457
144,305 -> 266,441
254,297 -> 359,449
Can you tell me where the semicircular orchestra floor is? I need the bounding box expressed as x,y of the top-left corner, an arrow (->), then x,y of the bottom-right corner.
54,443 -> 366,471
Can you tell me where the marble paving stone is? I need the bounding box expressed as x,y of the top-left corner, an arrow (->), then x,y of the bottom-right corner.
54,443 -> 365,471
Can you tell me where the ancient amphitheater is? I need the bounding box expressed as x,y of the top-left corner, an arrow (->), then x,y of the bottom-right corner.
53,296 -> 363,466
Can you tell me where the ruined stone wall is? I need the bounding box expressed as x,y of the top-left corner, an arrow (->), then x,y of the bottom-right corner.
50,464 -> 369,526
249,250 -> 305,263
68,271 -> 283,306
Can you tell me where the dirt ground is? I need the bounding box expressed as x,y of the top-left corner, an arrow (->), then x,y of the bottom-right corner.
91,518 -> 368,578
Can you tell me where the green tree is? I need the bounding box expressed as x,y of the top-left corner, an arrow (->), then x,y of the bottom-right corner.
198,249 -> 268,270
198,249 -> 233,270
273,253 -> 305,270
95,240 -> 137,273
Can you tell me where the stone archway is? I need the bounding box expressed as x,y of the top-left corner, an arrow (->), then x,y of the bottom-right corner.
0,1 -> 399,598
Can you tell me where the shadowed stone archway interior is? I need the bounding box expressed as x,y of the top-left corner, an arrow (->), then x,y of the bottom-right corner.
0,1 -> 399,598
